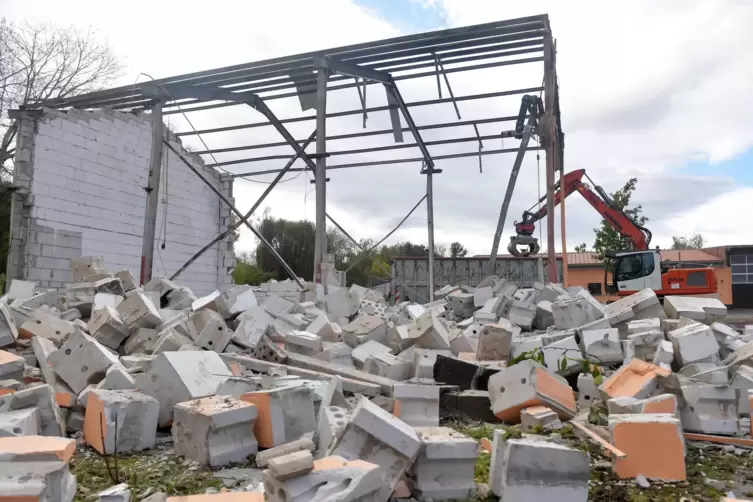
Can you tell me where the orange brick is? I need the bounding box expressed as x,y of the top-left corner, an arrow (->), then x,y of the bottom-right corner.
0,389 -> 15,397
0,435 -> 76,463
609,414 -> 685,481
84,391 -> 107,454
599,359 -> 671,400
227,362 -> 243,377
239,391 -> 278,448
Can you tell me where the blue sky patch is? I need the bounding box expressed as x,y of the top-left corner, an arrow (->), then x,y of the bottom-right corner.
355,0 -> 448,31
680,147 -> 753,186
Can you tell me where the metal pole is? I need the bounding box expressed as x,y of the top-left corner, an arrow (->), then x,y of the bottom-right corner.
169,130 -> 315,281
314,68 -> 329,284
140,101 -> 164,285
543,35 -> 557,283
487,112 -> 536,272
163,141 -> 305,290
426,165 -> 436,301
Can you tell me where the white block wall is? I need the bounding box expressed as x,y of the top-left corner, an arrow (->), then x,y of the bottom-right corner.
8,108 -> 235,295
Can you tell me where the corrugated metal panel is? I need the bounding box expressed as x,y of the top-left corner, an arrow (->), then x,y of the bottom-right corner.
392,257 -> 563,303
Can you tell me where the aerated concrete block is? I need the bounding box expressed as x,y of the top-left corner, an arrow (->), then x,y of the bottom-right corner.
552,296 -> 603,330
394,383 -> 440,427
326,288 -> 358,318
31,336 -> 76,409
677,363 -> 728,384
0,457 -> 77,501
604,288 -> 666,332
48,330 -> 122,394
84,389 -> 159,454
71,255 -> 107,282
352,339 -> 393,368
232,307 -> 273,349
330,397 -> 421,501
343,315 -> 387,347
606,393 -> 678,416
114,270 -> 137,292
173,395 -> 258,466
412,427 -> 477,500
476,320 -> 518,361
446,291 -> 474,319
487,360 -> 576,423
18,310 -> 74,346
627,329 -> 664,361
135,351 -> 232,426
0,384 -> 64,436
95,364 -> 136,391
88,306 -> 129,350
680,384 -> 739,435
187,309 -> 232,352
489,433 -> 589,500
509,300 -> 536,331
577,374 -> 600,409
151,328 -> 193,354
316,342 -> 353,367
0,350 -> 24,382
240,383 -> 316,448
668,322 -> 720,366
599,359 -> 671,401
285,331 -> 323,356
609,413 -> 685,480
123,327 -> 158,355
116,290 -> 161,329
664,296 -> 727,324
363,352 -> 412,381
0,408 -> 41,437
263,455 -> 383,502
581,328 -> 622,364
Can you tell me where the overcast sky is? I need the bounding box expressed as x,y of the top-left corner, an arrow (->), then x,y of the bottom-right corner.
4,0 -> 753,256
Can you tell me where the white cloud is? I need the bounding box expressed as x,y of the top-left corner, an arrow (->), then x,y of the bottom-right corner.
5,0 -> 752,259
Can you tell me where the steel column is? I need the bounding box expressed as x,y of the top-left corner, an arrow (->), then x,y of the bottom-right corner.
426,165 -> 436,301
543,35 -> 557,283
314,68 -> 329,284
487,112 -> 536,272
140,102 -> 164,285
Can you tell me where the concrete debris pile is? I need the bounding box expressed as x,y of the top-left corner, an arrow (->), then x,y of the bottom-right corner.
0,256 -> 751,500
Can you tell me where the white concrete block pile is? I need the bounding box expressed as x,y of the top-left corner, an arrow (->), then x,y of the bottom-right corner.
0,255 -> 748,500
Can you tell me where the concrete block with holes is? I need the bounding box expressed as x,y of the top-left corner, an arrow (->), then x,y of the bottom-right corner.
316,405 -> 350,458
48,330 -> 123,394
84,389 -> 159,454
88,306 -> 129,350
186,308 -> 233,352
240,383 -> 316,449
0,408 -> 41,437
70,256 -> 107,282
18,310 -> 74,346
123,327 -> 158,355
577,373 -> 600,409
134,351 -> 231,426
330,397 -> 420,501
172,395 -> 258,466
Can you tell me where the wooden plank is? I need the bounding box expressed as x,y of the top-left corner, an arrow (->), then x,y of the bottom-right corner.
684,433 -> 753,448
569,420 -> 627,459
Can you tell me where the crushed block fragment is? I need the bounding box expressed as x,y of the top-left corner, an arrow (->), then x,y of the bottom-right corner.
393,383 -> 439,427
19,310 -> 74,345
240,383 -> 316,448
173,395 -> 258,466
84,389 -> 159,454
0,350 -> 24,382
256,437 -> 316,467
0,408 -> 41,437
580,327 -> 622,364
267,450 -> 314,481
363,352 -> 412,381
330,397 -> 420,501
285,331 -> 323,356
489,431 -> 589,500
135,351 -> 231,426
343,315 -> 387,347
668,322 -> 720,366
186,308 -> 232,352
88,306 -> 129,349
664,295 -> 726,324
116,290 -> 161,329
124,327 -> 158,355
48,329 -> 122,394
520,405 -> 562,431
412,426 -> 477,500
609,413 -> 685,480
680,384 -> 739,435
0,384 -> 64,436
487,359 -> 576,422
476,320 -> 518,361
216,285 -> 258,319
599,359 -> 671,401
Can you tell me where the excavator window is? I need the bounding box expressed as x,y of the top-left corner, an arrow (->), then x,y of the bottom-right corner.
615,252 -> 654,282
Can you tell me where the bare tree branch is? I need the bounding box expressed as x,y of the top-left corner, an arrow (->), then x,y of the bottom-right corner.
0,18 -> 123,175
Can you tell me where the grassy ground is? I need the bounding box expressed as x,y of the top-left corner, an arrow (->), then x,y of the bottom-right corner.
444,417 -> 753,502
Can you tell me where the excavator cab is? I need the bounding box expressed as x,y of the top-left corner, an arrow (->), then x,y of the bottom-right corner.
604,250 -> 663,294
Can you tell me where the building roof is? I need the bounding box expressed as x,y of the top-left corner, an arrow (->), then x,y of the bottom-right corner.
394,250 -> 725,265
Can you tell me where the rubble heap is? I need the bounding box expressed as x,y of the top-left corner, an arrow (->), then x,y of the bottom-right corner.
0,257 -> 751,501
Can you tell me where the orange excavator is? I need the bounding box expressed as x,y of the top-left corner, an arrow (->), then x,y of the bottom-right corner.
508,169 -> 718,297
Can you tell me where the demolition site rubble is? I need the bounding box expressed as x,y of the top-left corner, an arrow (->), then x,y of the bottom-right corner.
1,256 -> 753,501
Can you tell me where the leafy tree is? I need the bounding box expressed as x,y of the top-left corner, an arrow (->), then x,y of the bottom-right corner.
450,241 -> 468,258
671,234 -> 705,250
574,243 -> 587,253
233,252 -> 272,286
434,244 -> 447,257
592,178 -> 648,258
0,19 -> 123,176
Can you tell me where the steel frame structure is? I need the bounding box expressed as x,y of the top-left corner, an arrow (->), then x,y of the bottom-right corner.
24,14 -> 564,295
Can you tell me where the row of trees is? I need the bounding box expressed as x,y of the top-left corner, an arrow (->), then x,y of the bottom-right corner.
233,209 -> 470,287
572,177 -> 706,255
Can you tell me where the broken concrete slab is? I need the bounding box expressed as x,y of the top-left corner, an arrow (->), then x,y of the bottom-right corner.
487,359 -> 576,422
47,330 -> 122,394
664,295 -> 727,324
731,366 -> 753,415
0,302 -> 18,348
609,413 -> 685,480
286,352 -> 396,394
533,301 -> 554,330
135,351 -> 232,426
394,383 -> 440,427
316,341 -> 353,367
173,395 -> 258,466
151,328 -> 193,354
489,432 -> 589,500
315,405 -> 349,459
536,283 -> 570,303
541,335 -> 582,375
412,426 -> 477,500
19,310 -> 74,346
95,364 -> 136,392
330,397 -> 420,501
267,450 -> 314,481
680,384 -> 739,435
240,383 -> 316,449
84,389 -> 159,454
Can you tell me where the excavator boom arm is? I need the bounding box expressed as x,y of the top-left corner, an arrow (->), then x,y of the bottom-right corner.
510,169 -> 651,256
